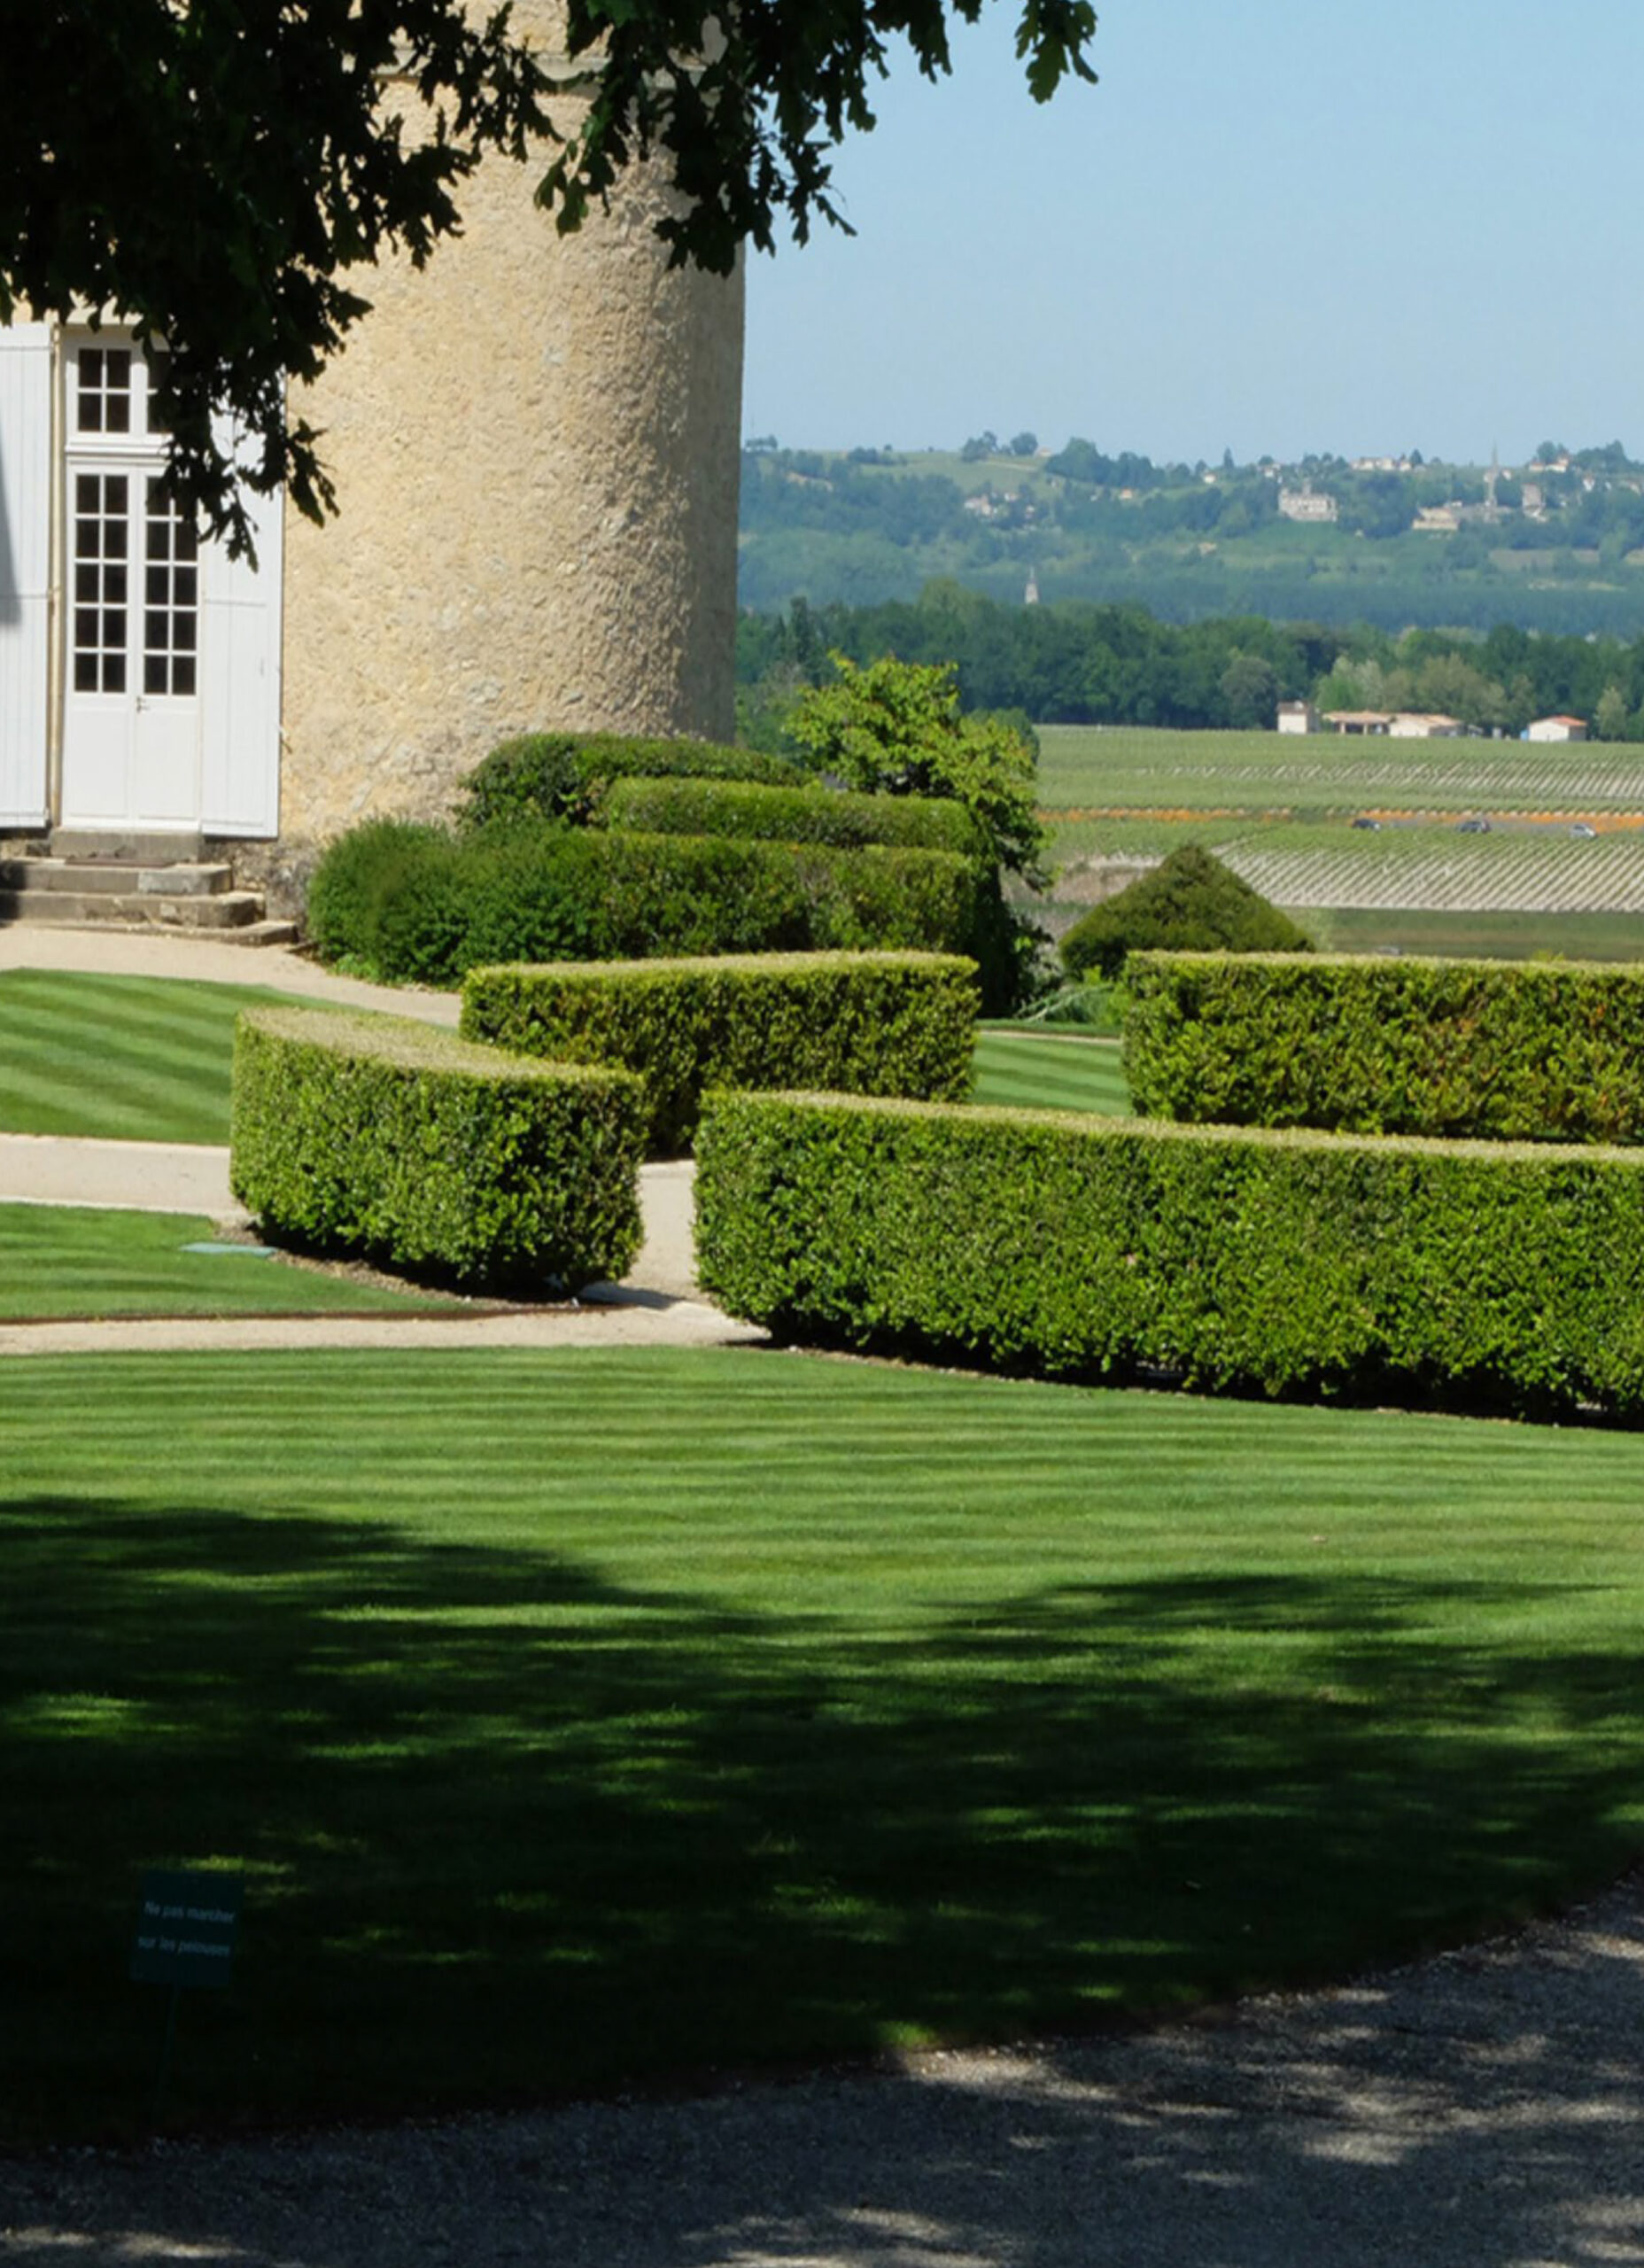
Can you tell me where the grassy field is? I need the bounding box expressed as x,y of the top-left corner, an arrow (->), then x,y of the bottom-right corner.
3,971 -> 1126,1142
0,1205 -> 459,1319
1305,907 -> 1644,960
1037,724 -> 1644,816
9,1345 -> 1644,2143
0,971 -> 295,1143
973,1029 -> 1129,1115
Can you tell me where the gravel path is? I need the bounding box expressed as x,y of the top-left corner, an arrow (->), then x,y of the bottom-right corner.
7,927 -> 1644,2262
4,1875 -> 1644,2266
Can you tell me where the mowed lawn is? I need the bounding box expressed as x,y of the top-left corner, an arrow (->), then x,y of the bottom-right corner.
0,1204 -> 461,1318
2,970 -> 1125,1142
9,1345 -> 1644,2141
0,970 -> 294,1144
972,1028 -> 1130,1115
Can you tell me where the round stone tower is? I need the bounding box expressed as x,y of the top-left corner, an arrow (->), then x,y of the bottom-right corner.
277,3 -> 744,846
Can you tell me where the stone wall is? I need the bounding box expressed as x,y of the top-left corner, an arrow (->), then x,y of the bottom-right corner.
278,5 -> 744,847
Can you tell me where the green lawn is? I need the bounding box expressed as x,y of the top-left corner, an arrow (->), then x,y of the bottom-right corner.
0,971 -> 297,1143
972,1028 -> 1129,1115
1,970 -> 1128,1140
9,1345 -> 1644,2142
0,1204 -> 460,1318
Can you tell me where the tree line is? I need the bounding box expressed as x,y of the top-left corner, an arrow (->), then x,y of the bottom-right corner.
737,586 -> 1644,742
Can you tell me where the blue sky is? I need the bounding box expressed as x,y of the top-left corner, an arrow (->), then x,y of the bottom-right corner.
741,0 -> 1643,468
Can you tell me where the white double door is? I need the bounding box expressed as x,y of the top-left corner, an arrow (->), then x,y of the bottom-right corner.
60,338 -> 203,831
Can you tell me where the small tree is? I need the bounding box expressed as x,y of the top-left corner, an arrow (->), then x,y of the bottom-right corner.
1060,845 -> 1312,980
788,656 -> 1044,883
787,654 -> 1047,1012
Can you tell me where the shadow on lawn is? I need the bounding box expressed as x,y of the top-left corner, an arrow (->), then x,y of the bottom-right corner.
4,1493 -> 1643,2146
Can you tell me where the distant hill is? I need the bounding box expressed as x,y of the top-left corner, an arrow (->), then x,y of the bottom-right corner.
738,440 -> 1644,640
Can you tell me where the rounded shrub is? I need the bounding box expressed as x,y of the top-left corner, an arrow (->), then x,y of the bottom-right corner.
1060,844 -> 1312,980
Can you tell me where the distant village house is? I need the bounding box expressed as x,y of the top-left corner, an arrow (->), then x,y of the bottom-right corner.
1525,715 -> 1589,742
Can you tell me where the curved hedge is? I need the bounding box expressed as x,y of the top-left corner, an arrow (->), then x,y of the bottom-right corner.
306,821 -> 980,988
456,732 -> 795,833
230,1006 -> 645,1293
694,1089 -> 1644,1421
1125,951 -> 1644,1144
461,950 -> 979,1154
601,775 -> 981,858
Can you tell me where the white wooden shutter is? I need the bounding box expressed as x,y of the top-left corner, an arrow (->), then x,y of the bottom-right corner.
199,460 -> 283,838
0,323 -> 53,828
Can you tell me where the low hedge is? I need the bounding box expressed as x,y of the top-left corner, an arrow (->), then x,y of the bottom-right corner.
694,1090 -> 1644,1421
601,776 -> 981,858
306,821 -> 981,988
230,1007 -> 645,1293
456,732 -> 795,833
461,951 -> 979,1153
1125,951 -> 1644,1144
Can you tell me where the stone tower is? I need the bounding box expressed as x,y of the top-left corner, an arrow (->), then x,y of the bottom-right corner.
277,1 -> 745,845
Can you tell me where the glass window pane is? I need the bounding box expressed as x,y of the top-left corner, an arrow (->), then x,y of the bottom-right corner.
145,654 -> 169,696
103,608 -> 126,648
74,652 -> 99,692
174,567 -> 198,608
105,520 -> 127,561
74,608 -> 98,650
75,474 -> 97,512
105,394 -> 130,434
74,563 -> 97,602
146,565 -> 167,605
173,613 -> 197,654
74,518 -> 100,562
105,565 -> 127,604
106,477 -> 128,512
144,610 -> 167,653
173,655 -> 197,698
104,654 -> 126,694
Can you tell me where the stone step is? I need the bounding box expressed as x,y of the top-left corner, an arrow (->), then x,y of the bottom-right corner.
0,858 -> 236,898
50,829 -> 204,864
0,888 -> 270,930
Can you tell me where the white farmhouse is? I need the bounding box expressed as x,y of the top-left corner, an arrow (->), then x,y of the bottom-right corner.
1525,716 -> 1590,742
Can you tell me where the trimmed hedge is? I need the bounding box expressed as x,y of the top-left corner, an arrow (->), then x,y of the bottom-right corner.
1125,951 -> 1644,1144
306,821 -> 981,988
601,775 -> 981,858
456,732 -> 795,833
1061,844 -> 1311,979
461,951 -> 979,1154
694,1090 -> 1644,1421
230,1007 -> 645,1293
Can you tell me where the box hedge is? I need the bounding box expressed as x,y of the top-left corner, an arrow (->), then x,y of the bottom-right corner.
306,821 -> 981,988
694,1090 -> 1644,1421
601,775 -> 981,858
1125,951 -> 1644,1144
455,732 -> 795,833
231,1007 -> 645,1293
461,951 -> 979,1154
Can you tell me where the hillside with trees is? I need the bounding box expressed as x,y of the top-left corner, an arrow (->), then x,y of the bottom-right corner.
738,438 -> 1644,641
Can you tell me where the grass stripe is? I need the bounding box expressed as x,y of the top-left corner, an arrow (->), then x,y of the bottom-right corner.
9,1346 -> 1644,2140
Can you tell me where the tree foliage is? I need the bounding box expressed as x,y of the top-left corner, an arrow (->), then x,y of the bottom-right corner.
1,1 -> 1096,552
787,654 -> 1044,882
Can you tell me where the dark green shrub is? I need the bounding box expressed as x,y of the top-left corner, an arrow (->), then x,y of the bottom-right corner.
601,775 -> 981,858
694,1090 -> 1644,1422
230,1007 -> 644,1293
1060,844 -> 1312,979
461,951 -> 979,1153
1124,951 -> 1644,1144
455,732 -> 795,833
305,821 -> 981,988
304,819 -> 457,974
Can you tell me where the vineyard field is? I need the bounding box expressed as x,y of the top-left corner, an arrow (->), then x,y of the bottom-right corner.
1038,725 -> 1644,817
